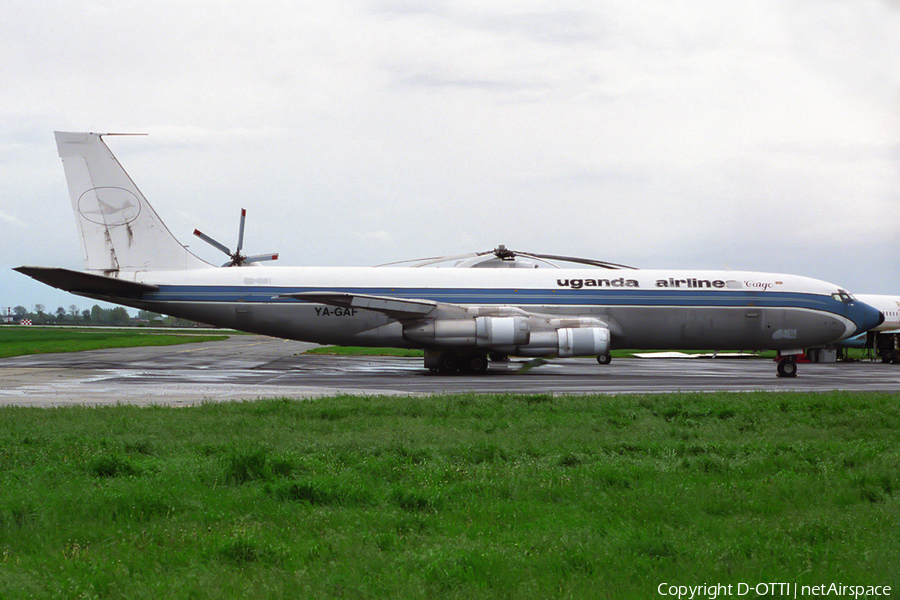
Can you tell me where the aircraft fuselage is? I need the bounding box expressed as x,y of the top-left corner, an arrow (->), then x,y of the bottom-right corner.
90,266 -> 869,352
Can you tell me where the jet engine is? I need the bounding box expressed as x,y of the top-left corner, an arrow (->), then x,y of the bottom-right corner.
511,327 -> 610,357
403,316 -> 530,347
404,316 -> 609,358
556,327 -> 610,357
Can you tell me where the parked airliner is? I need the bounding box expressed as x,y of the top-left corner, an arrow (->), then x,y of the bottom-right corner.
854,295 -> 900,332
836,294 -> 900,362
15,132 -> 883,377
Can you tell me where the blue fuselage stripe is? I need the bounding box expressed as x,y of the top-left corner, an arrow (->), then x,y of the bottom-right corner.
145,285 -> 840,312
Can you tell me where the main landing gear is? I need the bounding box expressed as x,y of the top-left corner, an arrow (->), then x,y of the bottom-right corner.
425,349 -> 614,374
776,355 -> 798,378
879,349 -> 900,364
425,350 -> 490,375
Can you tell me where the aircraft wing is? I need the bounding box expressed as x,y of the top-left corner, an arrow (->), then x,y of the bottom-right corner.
278,291 -> 463,320
15,266 -> 159,297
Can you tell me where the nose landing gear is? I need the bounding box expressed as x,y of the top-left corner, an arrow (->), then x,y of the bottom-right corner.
776,356 -> 798,378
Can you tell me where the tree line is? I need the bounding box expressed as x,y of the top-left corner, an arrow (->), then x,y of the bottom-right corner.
3,305 -> 200,327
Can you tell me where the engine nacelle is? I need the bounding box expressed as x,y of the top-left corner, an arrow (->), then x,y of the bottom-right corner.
403,317 -> 608,357
556,327 -> 610,357
489,326 -> 611,357
403,319 -> 476,345
475,316 -> 530,346
403,316 -> 530,347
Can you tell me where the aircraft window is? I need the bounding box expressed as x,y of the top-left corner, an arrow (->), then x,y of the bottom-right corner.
832,293 -> 842,302
837,289 -> 854,304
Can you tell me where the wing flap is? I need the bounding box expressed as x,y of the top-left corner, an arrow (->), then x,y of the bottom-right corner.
15,266 -> 159,297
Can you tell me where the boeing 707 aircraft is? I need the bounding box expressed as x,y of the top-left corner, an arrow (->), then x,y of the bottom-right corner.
15,132 -> 883,377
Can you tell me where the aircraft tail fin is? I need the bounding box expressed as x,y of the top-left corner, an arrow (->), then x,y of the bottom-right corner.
54,131 -> 210,273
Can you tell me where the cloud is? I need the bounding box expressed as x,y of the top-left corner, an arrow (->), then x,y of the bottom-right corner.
2,0 -> 900,315
351,230 -> 395,246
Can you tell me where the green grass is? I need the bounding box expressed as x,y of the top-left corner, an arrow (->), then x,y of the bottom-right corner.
0,392 -> 897,599
303,347 -> 881,362
0,327 -> 230,358
303,346 -> 887,361
302,347 -> 769,358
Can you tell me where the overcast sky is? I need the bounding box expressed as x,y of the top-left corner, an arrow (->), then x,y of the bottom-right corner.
2,0 -> 900,316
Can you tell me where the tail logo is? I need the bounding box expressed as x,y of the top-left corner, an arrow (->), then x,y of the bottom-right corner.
78,187 -> 141,226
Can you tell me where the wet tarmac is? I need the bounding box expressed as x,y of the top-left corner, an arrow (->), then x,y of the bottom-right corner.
1,335 -> 899,406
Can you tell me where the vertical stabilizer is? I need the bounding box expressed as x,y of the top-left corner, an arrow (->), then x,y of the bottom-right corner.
55,132 -> 210,273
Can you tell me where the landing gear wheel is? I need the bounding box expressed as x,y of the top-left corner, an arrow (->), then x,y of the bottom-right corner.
776,358 -> 797,378
437,352 -> 460,375
465,355 -> 489,373
596,353 -> 612,365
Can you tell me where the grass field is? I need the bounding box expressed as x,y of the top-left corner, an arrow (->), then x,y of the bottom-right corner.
0,327 -> 230,358
0,392 -> 897,599
1,328 -> 877,363
301,346 -> 772,359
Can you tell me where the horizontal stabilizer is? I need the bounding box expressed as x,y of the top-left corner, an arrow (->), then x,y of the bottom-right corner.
278,291 -> 442,320
15,266 -> 158,297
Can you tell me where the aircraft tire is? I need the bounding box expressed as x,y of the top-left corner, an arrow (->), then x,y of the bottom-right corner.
776,358 -> 797,378
465,355 -> 489,373
437,352 -> 461,375
596,354 -> 611,365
